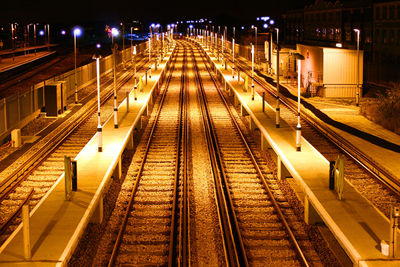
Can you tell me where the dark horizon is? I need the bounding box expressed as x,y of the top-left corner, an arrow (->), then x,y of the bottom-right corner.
0,0 -> 314,25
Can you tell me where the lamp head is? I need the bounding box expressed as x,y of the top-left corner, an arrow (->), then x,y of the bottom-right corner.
73,27 -> 82,37
93,44 -> 102,59
111,28 -> 119,37
294,53 -> 305,60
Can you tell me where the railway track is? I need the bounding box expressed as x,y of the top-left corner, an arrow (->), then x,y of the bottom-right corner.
190,41 -> 319,266
209,43 -> 400,217
0,52 -> 156,245
107,46 -> 188,266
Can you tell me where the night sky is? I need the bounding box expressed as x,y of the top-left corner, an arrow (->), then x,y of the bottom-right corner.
1,0 -> 312,24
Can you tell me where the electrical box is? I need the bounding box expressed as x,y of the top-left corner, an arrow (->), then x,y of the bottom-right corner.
59,81 -> 68,111
44,82 -> 63,117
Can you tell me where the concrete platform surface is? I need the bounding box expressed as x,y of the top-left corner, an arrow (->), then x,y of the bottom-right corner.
235,51 -> 400,186
0,45 -> 175,266
0,51 -> 56,73
0,45 -> 57,56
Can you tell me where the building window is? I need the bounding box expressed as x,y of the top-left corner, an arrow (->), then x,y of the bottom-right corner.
382,29 -> 387,44
398,29 -> 400,45
375,29 -> 380,44
390,30 -> 395,44
346,30 -> 351,41
383,6 -> 387,19
398,5 -> 400,19
376,6 -> 381,19
335,28 -> 341,42
390,6 -> 395,19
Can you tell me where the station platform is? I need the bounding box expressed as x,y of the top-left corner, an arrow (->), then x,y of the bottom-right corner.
233,54 -> 400,187
0,45 -> 57,57
0,44 -> 175,266
197,41 -> 400,266
0,51 -> 56,74
286,87 -> 400,185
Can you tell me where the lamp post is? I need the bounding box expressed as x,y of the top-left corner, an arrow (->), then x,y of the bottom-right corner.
275,28 -> 280,128
354,29 -> 360,106
269,29 -> 273,72
27,24 -> 31,52
252,26 -> 258,65
294,53 -> 305,151
73,27 -> 82,104
33,24 -> 37,46
121,23 -> 126,69
224,26 -> 227,48
130,26 -> 133,65
212,26 -> 214,53
93,46 -> 102,152
251,43 -> 255,100
133,44 -> 137,82
47,24 -> 50,49
218,26 -> 220,60
232,27 -> 235,78
111,27 -> 119,128
11,24 -> 15,50
148,37 -> 152,78
221,35 -> 224,66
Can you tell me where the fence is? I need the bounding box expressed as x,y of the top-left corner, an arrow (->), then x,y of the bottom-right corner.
0,41 -> 150,141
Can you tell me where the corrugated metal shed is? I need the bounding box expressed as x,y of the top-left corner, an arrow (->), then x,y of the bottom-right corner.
296,44 -> 363,98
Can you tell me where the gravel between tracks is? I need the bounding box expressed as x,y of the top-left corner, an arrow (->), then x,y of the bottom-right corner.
187,54 -> 225,266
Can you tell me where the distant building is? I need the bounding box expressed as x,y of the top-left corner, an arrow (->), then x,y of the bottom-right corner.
282,0 -> 400,91
370,0 -> 400,87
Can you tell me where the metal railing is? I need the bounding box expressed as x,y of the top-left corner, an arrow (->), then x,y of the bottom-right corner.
0,41 -> 149,141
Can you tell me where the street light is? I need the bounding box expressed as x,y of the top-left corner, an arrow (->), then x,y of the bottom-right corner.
251,43 -> 255,100
232,27 -> 235,78
252,25 -> 257,65
46,24 -> 50,48
354,28 -> 360,106
73,27 -> 82,104
149,37 -> 153,78
294,53 -> 305,151
111,27 -> 119,44
11,24 -> 15,50
120,23 -> 126,69
93,45 -> 102,152
133,45 -> 137,100
275,28 -> 280,128
111,27 -> 119,128
33,24 -> 37,46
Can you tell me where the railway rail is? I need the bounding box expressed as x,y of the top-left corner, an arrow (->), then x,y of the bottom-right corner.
0,52 -> 156,244
192,41 -> 317,266
107,46 -> 189,266
206,42 -> 400,216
